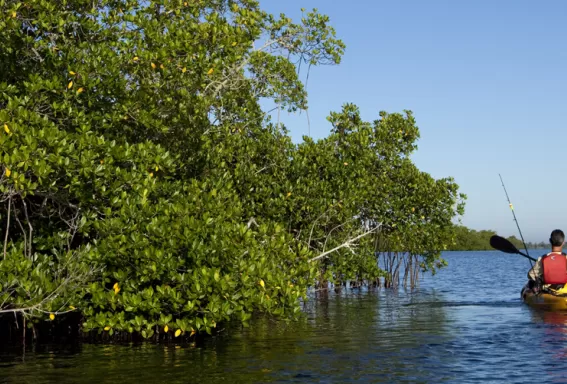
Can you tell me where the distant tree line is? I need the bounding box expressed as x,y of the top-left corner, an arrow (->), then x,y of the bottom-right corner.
447,225 -> 547,251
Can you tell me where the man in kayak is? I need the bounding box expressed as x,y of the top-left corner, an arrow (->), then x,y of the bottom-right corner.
528,229 -> 567,292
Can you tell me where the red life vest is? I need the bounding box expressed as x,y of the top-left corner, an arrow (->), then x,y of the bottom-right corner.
542,252 -> 567,284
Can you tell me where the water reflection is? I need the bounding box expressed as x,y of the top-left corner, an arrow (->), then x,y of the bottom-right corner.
533,310 -> 567,357
0,288 -> 455,384
526,309 -> 567,383
4,252 -> 567,383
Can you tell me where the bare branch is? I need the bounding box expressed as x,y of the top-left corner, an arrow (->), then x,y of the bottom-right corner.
13,207 -> 28,258
21,199 -> 33,260
321,217 -> 357,254
3,194 -> 12,260
308,224 -> 382,263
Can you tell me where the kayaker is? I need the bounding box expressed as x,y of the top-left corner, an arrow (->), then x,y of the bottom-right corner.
527,229 -> 567,292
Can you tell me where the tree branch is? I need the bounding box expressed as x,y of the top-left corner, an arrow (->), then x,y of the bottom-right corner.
307,224 -> 382,263
3,195 -> 12,260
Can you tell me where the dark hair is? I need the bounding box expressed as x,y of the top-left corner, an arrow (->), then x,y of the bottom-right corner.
550,229 -> 565,247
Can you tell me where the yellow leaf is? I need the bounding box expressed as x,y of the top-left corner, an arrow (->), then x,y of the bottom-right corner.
69,306 -> 76,310
149,172 -> 154,177
133,56 -> 139,61
207,68 -> 214,75
49,313 -> 55,320
184,2 -> 188,5
69,71 -> 76,75
343,162 -> 348,166
160,63 -> 164,69
164,325 -> 169,333
151,62 -> 156,69
182,67 -> 187,73
104,326 -> 110,331
5,168 -> 11,177
411,207 -> 415,212
155,165 -> 159,171
11,11 -> 16,18
67,81 -> 73,89
190,329 -> 196,337
232,42 -> 237,46
286,192 -> 291,198
259,279 -> 265,288
174,329 -> 182,337
4,124 -> 10,134
77,87 -> 84,94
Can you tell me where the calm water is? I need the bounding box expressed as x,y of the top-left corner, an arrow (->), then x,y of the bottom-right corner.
2,250 -> 567,383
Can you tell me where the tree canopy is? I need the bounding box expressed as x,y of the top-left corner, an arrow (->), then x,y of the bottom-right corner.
0,0 -> 465,342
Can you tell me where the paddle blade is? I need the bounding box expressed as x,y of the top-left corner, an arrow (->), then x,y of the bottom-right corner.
490,235 -> 521,254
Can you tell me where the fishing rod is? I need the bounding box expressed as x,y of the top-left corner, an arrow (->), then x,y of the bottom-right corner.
499,173 -> 532,265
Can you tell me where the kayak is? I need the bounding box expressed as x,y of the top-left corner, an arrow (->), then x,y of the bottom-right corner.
521,283 -> 567,311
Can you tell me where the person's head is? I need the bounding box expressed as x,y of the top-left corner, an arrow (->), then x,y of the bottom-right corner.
550,229 -> 565,248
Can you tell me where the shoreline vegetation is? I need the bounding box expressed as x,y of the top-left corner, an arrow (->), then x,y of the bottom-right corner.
447,226 -> 547,251
0,0 -> 467,345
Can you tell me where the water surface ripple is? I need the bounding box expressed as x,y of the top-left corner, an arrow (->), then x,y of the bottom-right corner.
2,251 -> 567,383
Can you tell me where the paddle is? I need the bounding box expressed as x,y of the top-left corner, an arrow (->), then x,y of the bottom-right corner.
490,235 -> 537,262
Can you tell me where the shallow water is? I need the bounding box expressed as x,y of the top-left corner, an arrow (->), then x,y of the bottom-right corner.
2,250 -> 567,383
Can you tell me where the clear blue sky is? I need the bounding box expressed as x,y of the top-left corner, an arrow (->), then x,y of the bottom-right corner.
263,0 -> 567,243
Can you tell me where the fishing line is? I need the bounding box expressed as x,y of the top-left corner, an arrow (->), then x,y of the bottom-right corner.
499,174 -> 533,268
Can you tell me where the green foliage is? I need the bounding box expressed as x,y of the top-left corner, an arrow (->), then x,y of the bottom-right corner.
0,0 -> 464,341
286,105 -> 465,285
447,226 -> 547,251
